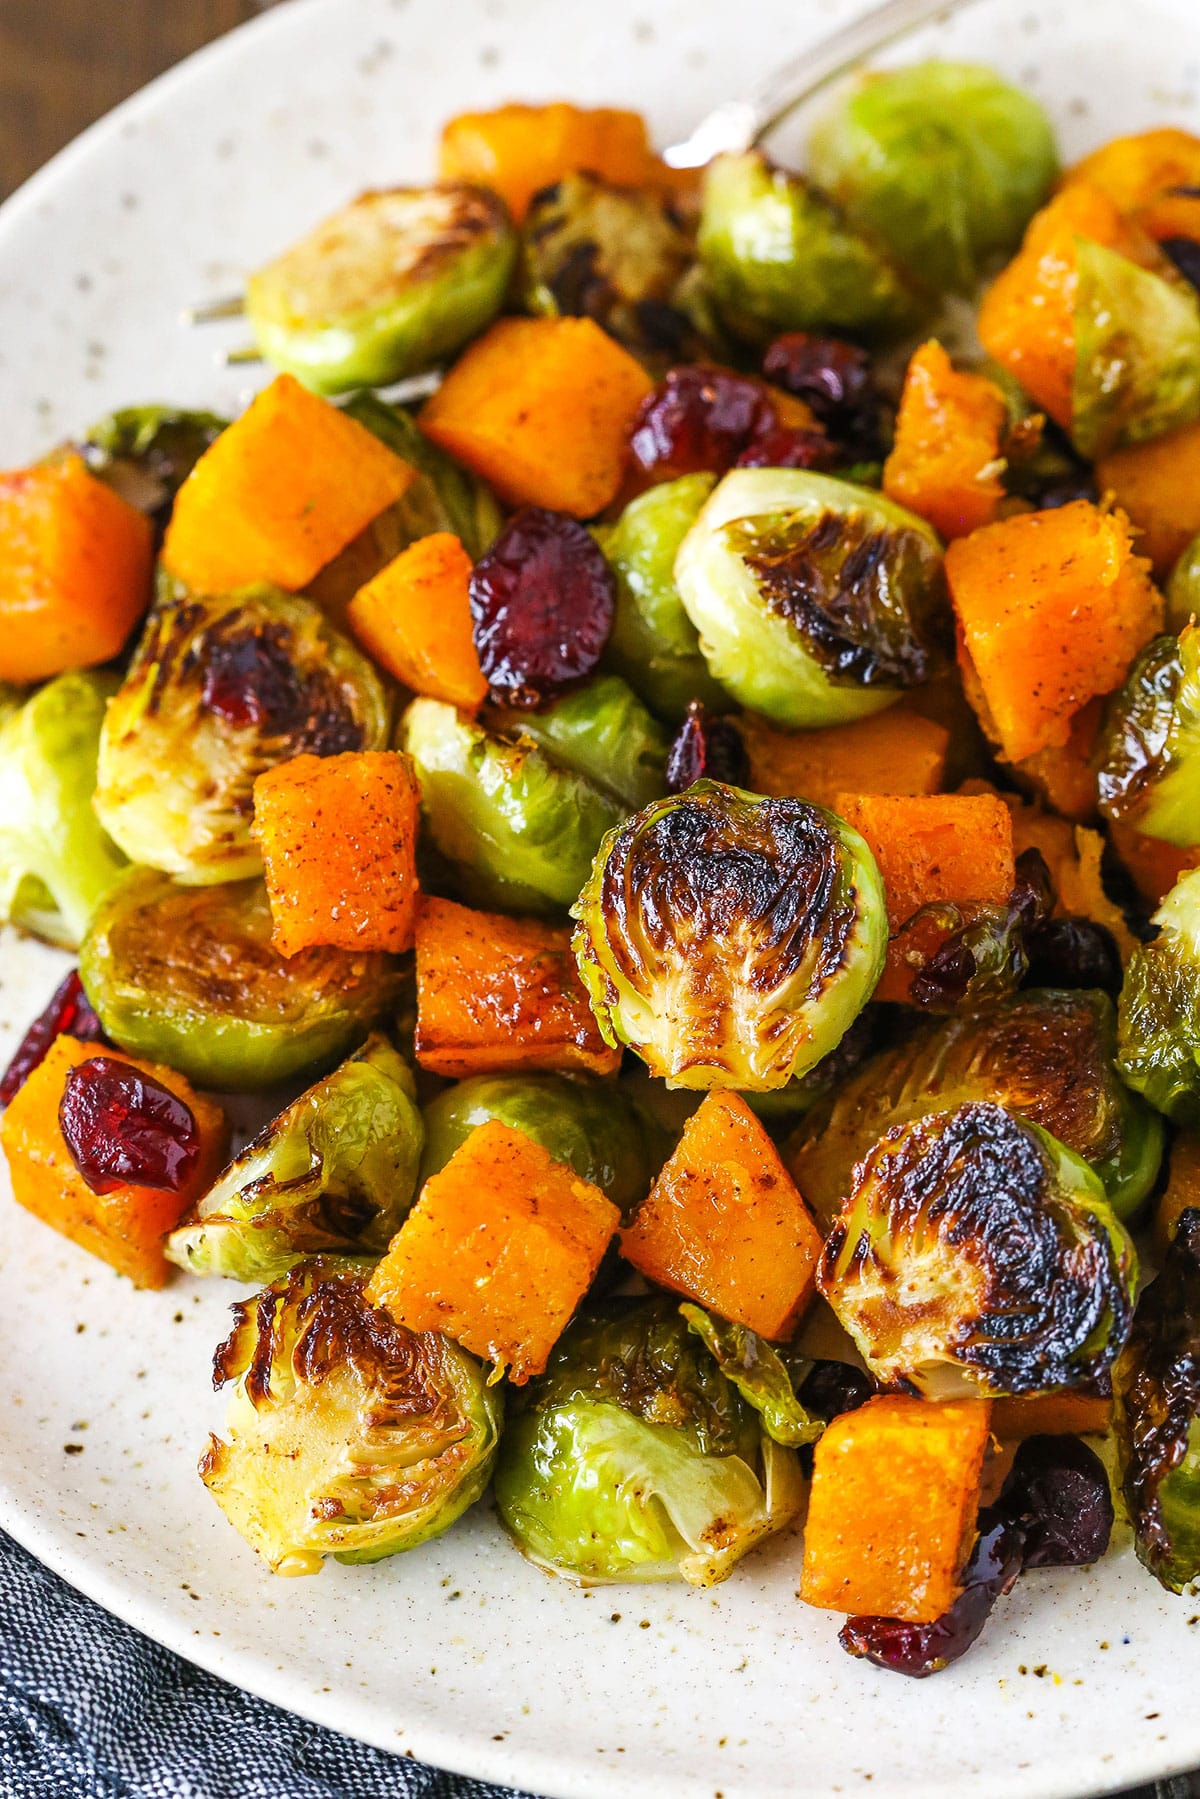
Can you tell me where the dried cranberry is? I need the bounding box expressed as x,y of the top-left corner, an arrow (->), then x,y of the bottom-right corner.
628,366 -> 775,486
0,971 -> 107,1106
1161,235 -> 1200,294
469,508 -> 616,709
798,1360 -> 877,1422
201,623 -> 303,730
59,1056 -> 199,1195
665,703 -> 749,793
1024,915 -> 1123,995
761,334 -> 883,457
996,1434 -> 1114,1569
734,425 -> 839,471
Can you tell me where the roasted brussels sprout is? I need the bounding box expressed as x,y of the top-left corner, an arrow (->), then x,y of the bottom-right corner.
697,150 -> 916,346
201,1257 -> 502,1573
1098,628 -> 1200,848
679,1305 -> 824,1448
493,1297 -> 802,1585
1166,530 -> 1200,633
0,672 -> 126,950
602,473 -> 730,721
673,468 -> 948,728
818,1101 -> 1137,1398
399,696 -> 624,914
789,989 -> 1163,1229
1118,868 -> 1200,1123
892,846 -> 1054,1017
808,61 -> 1058,294
167,1035 -> 422,1282
342,393 -> 502,559
244,183 -> 518,395
572,781 -> 886,1090
80,869 -> 398,1092
82,406 -> 227,537
489,675 -> 670,811
1072,241 -> 1200,458
93,586 -> 389,884
1114,1207 -> 1200,1592
419,1073 -> 655,1218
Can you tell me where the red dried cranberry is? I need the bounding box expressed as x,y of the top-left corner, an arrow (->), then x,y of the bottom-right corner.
996,1434 -> 1114,1569
0,971 -> 107,1107
469,507 -> 615,709
628,366 -> 775,486
761,333 -> 883,458
1024,916 -> 1123,995
798,1360 -> 877,1422
201,624 -> 302,729
734,425 -> 839,471
665,703 -> 749,793
59,1056 -> 199,1195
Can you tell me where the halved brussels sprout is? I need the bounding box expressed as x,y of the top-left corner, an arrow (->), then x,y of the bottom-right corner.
492,1297 -> 802,1585
1072,241 -> 1200,458
602,473 -> 731,721
342,393 -> 502,559
697,150 -> 917,346
80,869 -> 398,1091
572,780 -> 886,1091
1114,1207 -> 1200,1592
673,468 -> 948,728
244,183 -> 518,395
399,696 -> 624,914
489,675 -> 670,811
1118,868 -> 1200,1123
789,989 -> 1163,1229
201,1257 -> 502,1574
808,61 -> 1058,295
1166,530 -> 1200,634
419,1072 -> 655,1218
1098,628 -> 1200,848
679,1305 -> 824,1448
0,672 -> 126,950
818,1100 -> 1137,1398
93,586 -> 389,884
167,1035 -> 422,1282
82,406 -> 227,536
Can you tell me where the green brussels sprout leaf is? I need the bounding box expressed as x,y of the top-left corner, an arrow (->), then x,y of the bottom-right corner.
1072,240 -> 1200,459
1098,628 -> 1200,849
679,1304 -> 824,1448
489,674 -> 670,811
1118,868 -> 1200,1123
82,405 -> 227,534
342,393 -> 503,559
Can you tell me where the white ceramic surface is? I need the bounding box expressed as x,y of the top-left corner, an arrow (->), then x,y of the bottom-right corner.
2,1 -> 1200,1794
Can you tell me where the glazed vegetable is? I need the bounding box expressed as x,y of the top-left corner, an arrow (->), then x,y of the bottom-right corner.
493,1296 -> 803,1584
697,151 -> 916,345
573,781 -> 886,1090
739,706 -> 949,807
80,869 -> 398,1092
82,405 -> 227,536
1097,628 -> 1200,849
1072,239 -> 1200,458
399,696 -> 624,914
808,62 -> 1057,295
93,586 -> 389,885
1114,1208 -> 1200,1592
490,676 -> 670,811
1155,1132 -> 1200,1254
366,1119 -> 620,1383
946,500 -> 1162,764
340,393 -> 502,560
817,1101 -> 1137,1397
439,102 -> 661,223
678,1305 -> 824,1448
413,895 -> 619,1078
0,454 -> 153,685
0,1037 -> 227,1289
167,1034 -> 423,1282
347,532 -> 487,711
201,1257 -> 502,1574
1097,419 -> 1200,577
1066,127 -> 1200,228
162,374 -> 416,594
674,468 -> 949,729
1004,698 -> 1106,825
0,969 -> 106,1107
882,341 -> 1008,540
1110,819 -> 1200,908
420,316 -> 653,517
0,671 -> 126,949
1117,868 -> 1200,1123
788,989 -> 1164,1230
244,183 -> 517,394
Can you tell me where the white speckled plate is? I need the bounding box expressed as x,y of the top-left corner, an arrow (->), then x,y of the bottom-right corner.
2,1 -> 1200,1793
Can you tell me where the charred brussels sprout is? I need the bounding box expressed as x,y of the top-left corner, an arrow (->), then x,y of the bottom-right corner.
678,1305 -> 824,1448
1114,1208 -> 1200,1592
201,1257 -> 502,1573
493,1297 -> 802,1585
342,393 -> 502,559
167,1035 -> 422,1282
93,586 -> 389,884
697,150 -> 916,346
419,1073 -> 654,1218
489,675 -> 670,811
1098,628 -> 1200,849
82,406 -> 227,536
244,184 -> 518,395
1072,242 -> 1200,459
80,869 -> 397,1091
1118,869 -> 1200,1123
673,468 -> 948,728
818,1101 -> 1137,1398
808,62 -> 1058,295
399,696 -> 624,914
0,672 -> 126,949
572,781 -> 886,1091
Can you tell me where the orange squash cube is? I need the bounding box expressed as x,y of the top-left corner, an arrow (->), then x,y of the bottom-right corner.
439,102 -> 657,222
801,1395 -> 992,1623
1109,820 -> 1200,907
162,374 -> 415,593
366,1119 -> 620,1382
621,1091 -> 823,1340
883,341 -> 1008,542
0,1037 -> 228,1289
990,1391 -> 1113,1441
347,531 -> 486,710
413,895 -> 618,1078
1097,420 -> 1200,575
1154,1129 -> 1200,1257
740,707 -> 949,808
253,751 -> 421,957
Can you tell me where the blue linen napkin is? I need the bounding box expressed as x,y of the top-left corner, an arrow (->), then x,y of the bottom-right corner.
0,1525 -> 1189,1799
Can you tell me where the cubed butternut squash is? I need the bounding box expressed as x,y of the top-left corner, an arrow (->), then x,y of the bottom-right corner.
883,341 -> 1008,541
1109,820 -> 1200,907
347,531 -> 486,710
620,1091 -> 823,1341
740,706 -> 949,808
990,1391 -> 1113,1441
1067,127 -> 1200,223
438,102 -> 657,221
1097,420 -> 1200,575
366,1118 -> 620,1381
